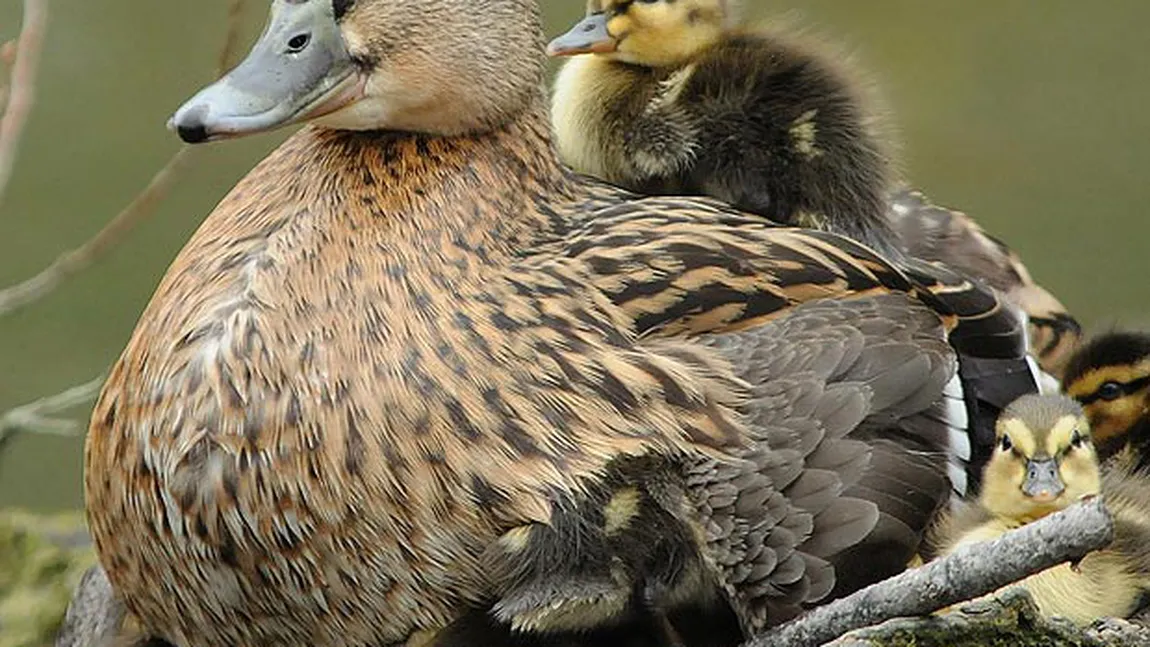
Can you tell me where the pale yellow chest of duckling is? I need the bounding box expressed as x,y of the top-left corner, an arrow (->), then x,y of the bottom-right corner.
947,518 -> 1145,625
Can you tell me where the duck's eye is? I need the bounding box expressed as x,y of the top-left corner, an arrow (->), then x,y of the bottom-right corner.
1000,435 -> 1012,452
1098,381 -> 1124,401
1070,430 -> 1085,448
287,33 -> 312,53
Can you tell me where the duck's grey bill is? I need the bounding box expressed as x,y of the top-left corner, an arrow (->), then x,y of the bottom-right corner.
168,0 -> 362,143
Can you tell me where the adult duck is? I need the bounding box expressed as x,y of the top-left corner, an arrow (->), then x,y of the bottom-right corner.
83,0 -> 1037,645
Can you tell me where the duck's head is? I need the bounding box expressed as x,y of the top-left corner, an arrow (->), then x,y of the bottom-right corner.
979,394 -> 1100,523
169,0 -> 545,143
547,0 -> 732,67
1062,332 -> 1150,453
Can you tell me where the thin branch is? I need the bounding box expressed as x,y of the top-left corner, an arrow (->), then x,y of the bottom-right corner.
217,0 -> 248,75
0,1 -> 252,446
0,0 -> 48,213
749,497 -> 1115,647
0,146 -> 196,317
0,0 -> 250,319
0,375 -> 103,449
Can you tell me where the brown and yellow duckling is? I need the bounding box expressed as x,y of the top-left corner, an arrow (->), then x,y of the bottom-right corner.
548,0 -> 897,253
546,0 -> 1080,381
79,0 -> 1039,645
932,393 -> 1150,625
1063,331 -> 1150,471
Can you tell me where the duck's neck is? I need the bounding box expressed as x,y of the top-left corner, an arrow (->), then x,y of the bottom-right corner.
229,104 -> 574,280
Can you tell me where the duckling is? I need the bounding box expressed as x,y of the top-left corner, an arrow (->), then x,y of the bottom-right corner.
82,0 -> 1037,645
1063,332 -> 1150,471
546,1 -> 1080,381
548,0 -> 898,254
932,393 -> 1150,625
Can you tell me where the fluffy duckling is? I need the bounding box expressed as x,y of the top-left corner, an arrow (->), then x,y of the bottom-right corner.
81,0 -> 1038,645
1063,332 -> 1150,471
932,394 -> 1150,625
547,3 -> 1081,381
548,0 -> 898,253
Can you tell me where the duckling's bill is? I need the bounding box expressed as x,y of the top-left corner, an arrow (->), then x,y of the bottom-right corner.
547,13 -> 617,56
1021,457 -> 1064,502
169,0 -> 365,143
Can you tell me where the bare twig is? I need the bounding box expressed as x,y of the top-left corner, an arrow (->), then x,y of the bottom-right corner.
0,147 -> 196,316
0,0 -> 48,212
0,0 -> 250,319
0,375 -> 103,449
217,0 -> 249,75
0,1 -> 251,443
750,497 -> 1115,647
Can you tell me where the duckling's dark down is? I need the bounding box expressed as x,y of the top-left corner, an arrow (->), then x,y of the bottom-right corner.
551,2 -> 897,254
77,0 -> 1039,645
1063,332 -> 1150,471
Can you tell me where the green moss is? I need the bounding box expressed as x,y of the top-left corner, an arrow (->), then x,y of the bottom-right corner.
833,591 -> 1129,647
0,510 -> 95,647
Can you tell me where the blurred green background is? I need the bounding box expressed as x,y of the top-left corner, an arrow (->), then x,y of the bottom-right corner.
0,0 -> 1147,511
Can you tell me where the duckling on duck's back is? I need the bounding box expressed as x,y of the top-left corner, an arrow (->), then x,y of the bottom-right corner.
549,0 -> 897,251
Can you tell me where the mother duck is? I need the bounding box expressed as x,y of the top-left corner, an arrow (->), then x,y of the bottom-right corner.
83,0 -> 1039,645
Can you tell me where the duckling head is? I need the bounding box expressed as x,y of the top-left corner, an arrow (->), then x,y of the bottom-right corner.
980,394 -> 1100,523
547,0 -> 734,67
1063,332 -> 1150,452
169,0 -> 546,142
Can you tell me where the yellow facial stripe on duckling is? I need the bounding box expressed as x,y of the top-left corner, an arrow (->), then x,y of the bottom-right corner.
1066,362 -> 1150,401
1044,414 -> 1088,457
998,418 -> 1038,457
603,486 -> 642,536
1065,363 -> 1150,444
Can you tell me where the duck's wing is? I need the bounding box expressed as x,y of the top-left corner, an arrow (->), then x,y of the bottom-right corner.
476,293 -> 959,642
887,188 -> 1082,379
692,292 -> 957,630
554,196 -> 1035,492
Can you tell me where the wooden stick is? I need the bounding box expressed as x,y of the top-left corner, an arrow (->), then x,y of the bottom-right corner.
750,497 -> 1115,647
0,0 -> 48,213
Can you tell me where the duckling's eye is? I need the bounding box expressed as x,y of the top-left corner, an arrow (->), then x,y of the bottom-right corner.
1070,430 -> 1085,449
636,0 -> 661,4
287,33 -> 312,54
999,435 -> 1012,452
1098,381 -> 1124,401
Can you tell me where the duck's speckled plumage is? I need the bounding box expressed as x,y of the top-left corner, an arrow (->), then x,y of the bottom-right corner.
89,118 -> 745,644
83,0 -> 1036,645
